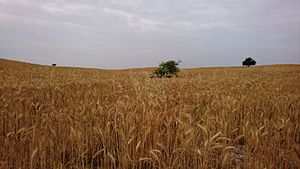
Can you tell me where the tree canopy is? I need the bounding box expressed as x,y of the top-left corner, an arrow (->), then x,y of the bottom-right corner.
151,60 -> 181,78
242,57 -> 256,67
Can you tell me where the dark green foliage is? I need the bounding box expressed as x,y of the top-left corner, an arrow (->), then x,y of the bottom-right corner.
242,57 -> 256,67
151,60 -> 181,78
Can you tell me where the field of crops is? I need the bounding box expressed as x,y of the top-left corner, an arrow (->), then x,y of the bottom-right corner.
0,59 -> 299,169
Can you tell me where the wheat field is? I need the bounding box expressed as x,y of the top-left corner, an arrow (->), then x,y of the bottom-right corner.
0,59 -> 299,169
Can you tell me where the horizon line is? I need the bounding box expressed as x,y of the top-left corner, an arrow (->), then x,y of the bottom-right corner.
1,57 -> 299,70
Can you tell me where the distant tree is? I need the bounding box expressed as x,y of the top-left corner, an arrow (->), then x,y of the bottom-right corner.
52,64 -> 56,67
242,57 -> 256,67
151,60 -> 181,78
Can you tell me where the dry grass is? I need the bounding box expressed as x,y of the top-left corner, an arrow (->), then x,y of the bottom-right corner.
0,58 -> 300,169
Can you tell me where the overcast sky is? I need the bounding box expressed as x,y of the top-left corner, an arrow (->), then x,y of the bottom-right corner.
0,0 -> 299,68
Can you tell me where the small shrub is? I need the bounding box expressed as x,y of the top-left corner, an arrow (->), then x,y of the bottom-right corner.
151,60 -> 181,78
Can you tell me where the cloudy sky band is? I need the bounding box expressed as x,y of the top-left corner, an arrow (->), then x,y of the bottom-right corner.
0,0 -> 299,68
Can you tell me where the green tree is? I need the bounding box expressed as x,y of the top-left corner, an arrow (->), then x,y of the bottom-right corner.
242,57 -> 256,67
151,60 -> 181,78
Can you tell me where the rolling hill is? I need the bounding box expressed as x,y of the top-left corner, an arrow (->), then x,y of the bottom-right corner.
0,58 -> 300,168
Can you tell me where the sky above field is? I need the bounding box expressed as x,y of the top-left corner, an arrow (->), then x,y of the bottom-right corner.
0,0 -> 299,68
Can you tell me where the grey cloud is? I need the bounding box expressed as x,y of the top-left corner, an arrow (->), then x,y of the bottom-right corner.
0,0 -> 299,68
